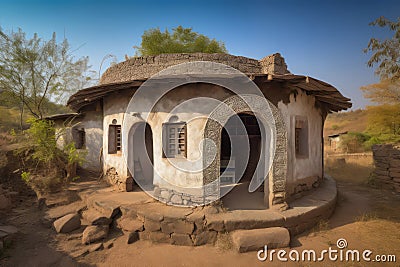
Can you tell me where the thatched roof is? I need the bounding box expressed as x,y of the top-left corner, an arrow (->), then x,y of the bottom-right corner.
67,74 -> 351,112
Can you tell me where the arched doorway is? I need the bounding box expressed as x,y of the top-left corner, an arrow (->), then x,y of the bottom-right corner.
202,94 -> 288,208
220,113 -> 266,210
129,122 -> 154,190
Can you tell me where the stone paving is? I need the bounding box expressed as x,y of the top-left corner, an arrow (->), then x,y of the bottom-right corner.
73,176 -> 337,249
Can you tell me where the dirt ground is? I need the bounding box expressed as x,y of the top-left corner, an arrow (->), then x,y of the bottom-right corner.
1,154 -> 400,267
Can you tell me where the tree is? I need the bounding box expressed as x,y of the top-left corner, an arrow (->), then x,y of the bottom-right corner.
366,104 -> 400,136
133,26 -> 227,57
361,79 -> 400,104
365,16 -> 400,81
0,27 -> 96,128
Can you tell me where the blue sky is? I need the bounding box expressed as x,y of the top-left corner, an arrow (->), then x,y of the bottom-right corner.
1,0 -> 399,109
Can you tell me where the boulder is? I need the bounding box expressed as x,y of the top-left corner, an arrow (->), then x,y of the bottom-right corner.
171,233 -> 193,246
193,231 -> 217,246
117,217 -> 144,232
231,227 -> 290,253
161,220 -> 194,235
82,225 -> 109,244
144,219 -> 161,232
53,213 -> 81,233
82,209 -> 112,225
127,232 -> 139,244
170,194 -> 183,205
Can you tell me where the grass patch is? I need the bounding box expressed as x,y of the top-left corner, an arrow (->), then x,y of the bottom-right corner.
324,154 -> 374,185
312,219 -> 330,233
355,212 -> 378,222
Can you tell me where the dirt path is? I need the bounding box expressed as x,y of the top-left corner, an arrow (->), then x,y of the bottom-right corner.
1,181 -> 400,267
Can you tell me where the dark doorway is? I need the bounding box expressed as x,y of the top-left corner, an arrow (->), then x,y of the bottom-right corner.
130,122 -> 154,190
220,113 -> 266,210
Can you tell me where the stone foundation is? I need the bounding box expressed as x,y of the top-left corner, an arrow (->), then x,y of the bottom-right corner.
372,144 -> 400,192
104,168 -> 129,192
286,175 -> 323,200
154,186 -> 206,206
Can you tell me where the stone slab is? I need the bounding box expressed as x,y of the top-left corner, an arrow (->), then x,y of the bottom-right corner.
53,213 -> 81,234
231,227 -> 290,253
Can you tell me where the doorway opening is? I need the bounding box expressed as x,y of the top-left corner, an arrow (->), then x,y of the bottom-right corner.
220,113 -> 266,210
129,122 -> 154,191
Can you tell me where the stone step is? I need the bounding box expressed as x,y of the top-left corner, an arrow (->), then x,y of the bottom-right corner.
82,209 -> 112,226
45,201 -> 86,222
230,227 -> 290,253
86,196 -> 120,219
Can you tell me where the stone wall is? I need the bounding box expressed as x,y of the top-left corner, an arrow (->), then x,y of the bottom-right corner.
100,53 -> 290,85
372,144 -> 400,192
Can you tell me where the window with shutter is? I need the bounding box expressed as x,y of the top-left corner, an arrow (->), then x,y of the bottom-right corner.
294,117 -> 309,158
163,122 -> 187,158
108,125 -> 121,154
74,129 -> 85,149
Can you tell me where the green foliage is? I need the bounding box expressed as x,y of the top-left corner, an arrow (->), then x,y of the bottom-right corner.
21,171 -> 30,184
361,79 -> 400,104
331,124 -> 339,130
63,142 -> 87,165
25,118 -> 59,164
366,104 -> 400,136
0,26 -> 96,122
365,16 -> 400,81
339,132 -> 372,152
20,119 -> 87,191
133,26 -> 227,56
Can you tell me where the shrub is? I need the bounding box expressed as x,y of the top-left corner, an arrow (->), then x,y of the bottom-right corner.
18,119 -> 86,193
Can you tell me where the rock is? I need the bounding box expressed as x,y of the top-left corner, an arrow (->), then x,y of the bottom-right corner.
66,233 -> 83,241
117,217 -> 144,232
144,212 -> 164,222
170,194 -> 183,205
82,225 -> 109,244
153,186 -> 161,197
147,232 -> 171,244
0,225 -> 18,235
82,210 -> 112,225
171,233 -> 193,246
90,199 -> 120,219
0,240 -> 3,250
70,248 -> 89,258
46,201 -> 86,222
193,231 -> 217,246
160,190 -> 171,201
88,243 -> 103,252
144,219 -> 161,232
231,227 -> 290,253
161,220 -> 194,234
104,240 -> 114,249
127,232 -> 139,244
53,213 -> 81,233
205,216 -> 224,232
186,212 -> 205,223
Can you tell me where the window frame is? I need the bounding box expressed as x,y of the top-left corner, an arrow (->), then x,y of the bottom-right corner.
108,125 -> 122,154
294,116 -> 309,158
75,128 -> 86,149
162,122 -> 187,158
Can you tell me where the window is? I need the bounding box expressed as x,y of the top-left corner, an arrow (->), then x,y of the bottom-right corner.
295,117 -> 309,157
108,125 -> 121,154
163,122 -> 187,158
73,128 -> 85,149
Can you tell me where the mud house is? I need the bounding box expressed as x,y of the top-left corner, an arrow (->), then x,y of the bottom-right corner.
50,53 -> 351,208
327,131 -> 348,152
